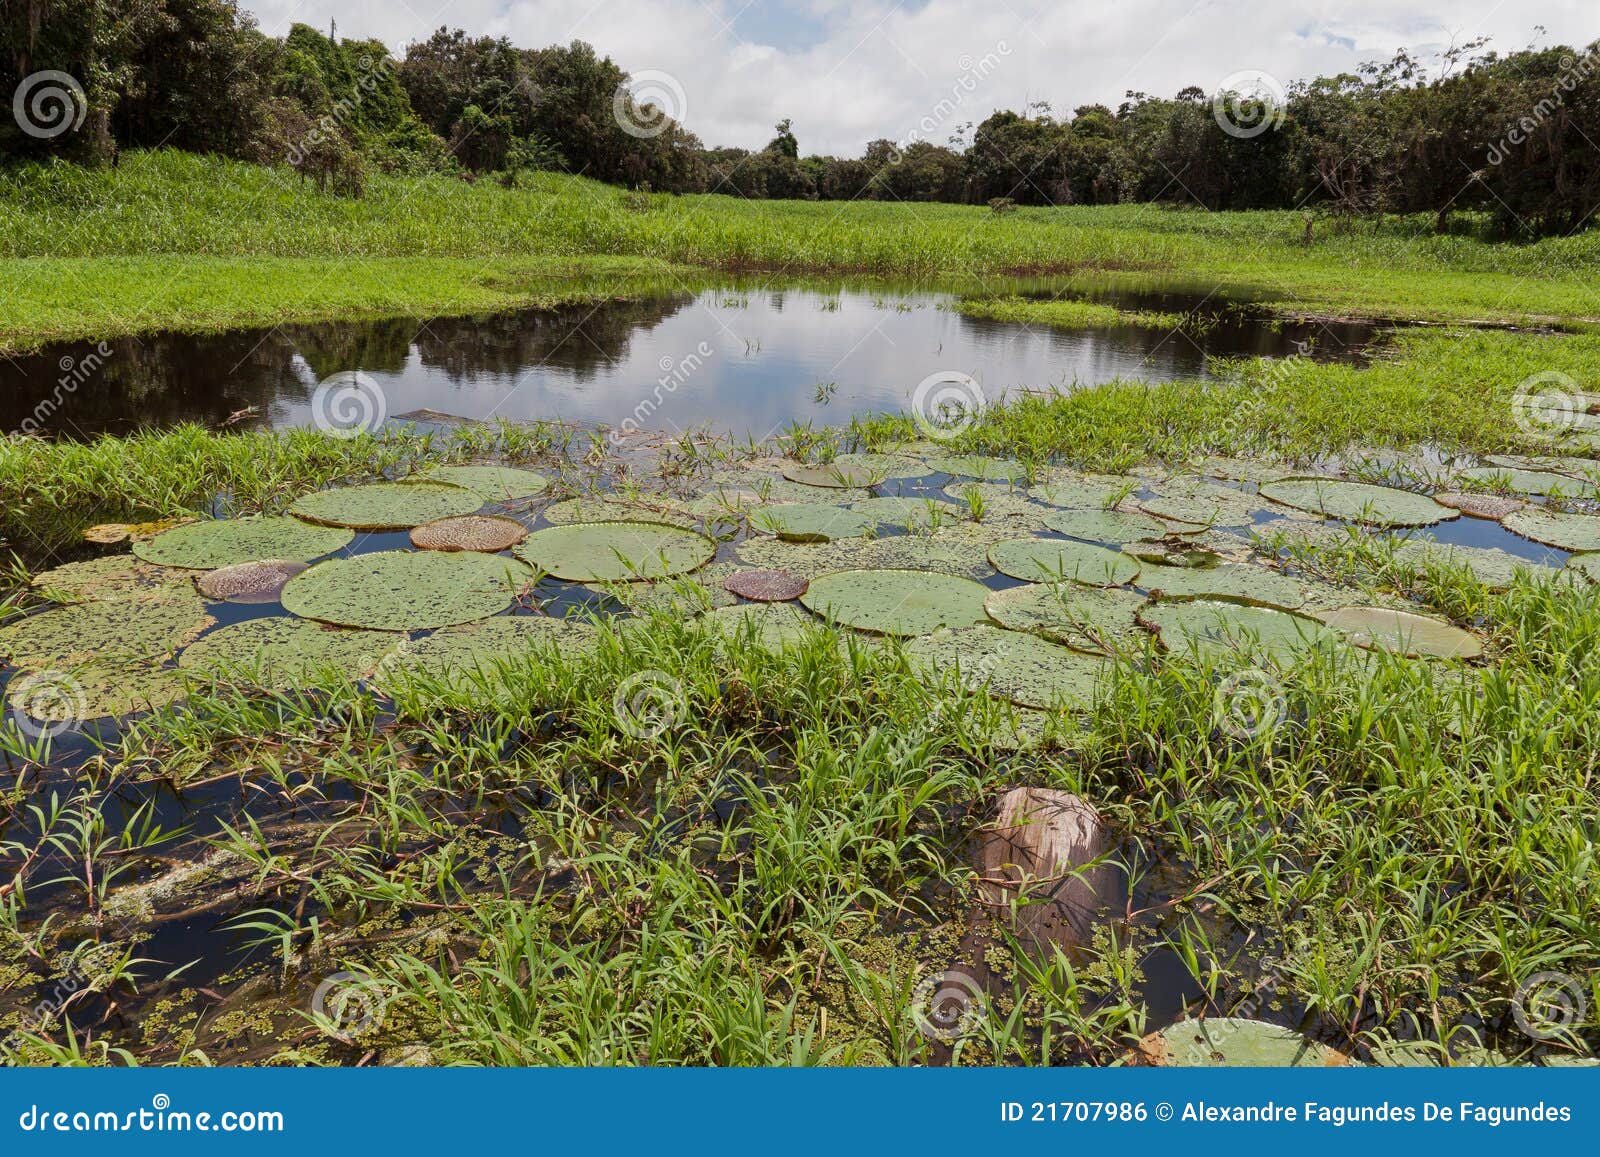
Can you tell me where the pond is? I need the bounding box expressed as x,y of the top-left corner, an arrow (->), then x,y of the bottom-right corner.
3,281 -> 1381,440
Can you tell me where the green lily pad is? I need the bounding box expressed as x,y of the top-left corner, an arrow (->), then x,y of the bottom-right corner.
1141,478 -> 1290,527
906,625 -> 1109,709
134,516 -> 354,569
831,451 -> 931,479
1139,599 -> 1338,662
926,454 -> 1028,482
983,584 -> 1147,654
1136,562 -> 1307,609
6,662 -> 188,722
1501,508 -> 1600,552
290,481 -> 484,531
1393,540 -> 1565,589
541,496 -> 699,529
1455,466 -> 1596,498
780,461 -> 881,488
800,569 -> 990,636
706,469 -> 871,505
180,618 -> 402,685
1138,1018 -> 1350,1067
851,496 -> 962,530
1317,606 -> 1482,660
702,603 -> 822,649
515,521 -> 716,582
0,591 -> 213,668
381,617 -> 595,691
1043,508 -> 1181,544
421,464 -> 549,501
1198,457 -> 1297,484
988,539 -> 1140,586
1259,478 -> 1457,528
32,555 -> 191,603
1569,553 -> 1600,583
749,503 -> 876,542
1032,473 -> 1138,509
281,550 -> 532,631
737,532 -> 995,582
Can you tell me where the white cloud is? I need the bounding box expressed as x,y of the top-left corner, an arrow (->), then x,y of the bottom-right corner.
242,0 -> 1599,155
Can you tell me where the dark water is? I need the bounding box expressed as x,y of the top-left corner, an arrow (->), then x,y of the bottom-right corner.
2,282 -> 1380,441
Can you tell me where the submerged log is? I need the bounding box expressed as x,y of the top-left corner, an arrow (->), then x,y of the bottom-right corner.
979,788 -> 1112,954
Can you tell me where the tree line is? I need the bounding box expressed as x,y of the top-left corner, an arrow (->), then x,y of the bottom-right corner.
4,1 -> 1597,235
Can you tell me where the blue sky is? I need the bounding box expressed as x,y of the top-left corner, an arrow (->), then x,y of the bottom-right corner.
244,1 -> 1598,155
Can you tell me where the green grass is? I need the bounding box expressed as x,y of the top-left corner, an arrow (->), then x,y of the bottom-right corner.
4,149 -> 1600,352
949,295 -> 1186,331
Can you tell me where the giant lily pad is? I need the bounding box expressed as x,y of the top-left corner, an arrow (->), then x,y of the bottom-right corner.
196,560 -> 309,603
738,533 -> 994,582
1501,508 -> 1600,552
749,503 -> 875,542
1137,1018 -> 1350,1067
1569,553 -> 1600,583
1455,466 -> 1596,498
541,496 -> 699,529
410,515 -> 527,553
422,464 -> 549,501
906,625 -> 1109,709
515,521 -> 716,582
1043,508 -> 1181,544
180,619 -> 402,685
1393,540 -> 1564,589
707,469 -> 871,505
724,569 -> 808,602
852,496 -> 962,530
1317,606 -> 1482,660
988,539 -> 1140,586
289,481 -> 483,531
926,454 -> 1028,482
1259,478 -> 1457,528
381,617 -> 594,691
281,550 -> 532,631
1139,599 -> 1337,662
0,591 -> 213,668
1032,472 -> 1138,509
1140,478 -> 1285,527
6,662 -> 187,722
800,569 -> 989,636
32,555 -> 191,603
983,584 -> 1147,654
134,516 -> 354,569
1136,562 -> 1307,609
780,461 -> 880,488
702,603 -> 822,649
1433,491 -> 1527,520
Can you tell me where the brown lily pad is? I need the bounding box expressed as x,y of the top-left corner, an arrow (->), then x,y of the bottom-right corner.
410,515 -> 528,553
723,568 -> 809,602
196,559 -> 310,604
1433,492 -> 1527,520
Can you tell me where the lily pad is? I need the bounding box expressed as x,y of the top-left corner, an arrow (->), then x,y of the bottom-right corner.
906,625 -> 1109,709
724,569 -> 809,601
1501,508 -> 1600,552
831,451 -> 930,479
381,617 -> 594,690
290,481 -> 483,531
706,470 -> 871,505
1032,472 -> 1138,509
0,592 -> 213,668
1455,466 -> 1596,498
749,503 -> 876,542
1139,599 -> 1338,662
410,515 -> 528,553
983,584 -> 1147,654
1569,553 -> 1600,583
1136,562 -> 1307,609
1259,478 -> 1457,528
541,496 -> 699,529
32,555 -> 191,603
1317,607 -> 1482,660
515,521 -> 716,582
196,560 -> 309,603
1043,508 -> 1181,544
1433,491 -> 1527,519
421,464 -> 549,501
281,550 -> 532,631
852,496 -> 962,530
180,619 -> 402,685
1137,1018 -> 1350,1067
737,533 -> 995,582
988,539 -> 1140,586
134,516 -> 354,569
6,662 -> 188,722
780,461 -> 881,488
926,454 -> 1028,482
1393,540 -> 1564,589
1140,478 -> 1286,527
702,603 -> 822,649
800,569 -> 990,636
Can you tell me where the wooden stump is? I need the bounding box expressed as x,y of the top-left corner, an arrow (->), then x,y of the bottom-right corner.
979,788 -> 1112,954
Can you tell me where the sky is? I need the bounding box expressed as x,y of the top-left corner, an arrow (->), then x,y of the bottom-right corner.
241,1 -> 1598,155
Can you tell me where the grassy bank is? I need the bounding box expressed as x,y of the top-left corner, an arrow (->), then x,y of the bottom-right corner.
3,150 -> 1599,352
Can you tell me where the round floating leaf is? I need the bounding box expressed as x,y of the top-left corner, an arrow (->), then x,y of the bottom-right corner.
196,560 -> 308,603
780,461 -> 880,488
1569,553 -> 1600,583
988,539 -> 1140,586
851,496 -> 961,530
0,591 -> 213,668
180,618 -> 401,685
1138,1019 -> 1350,1067
1258,478 -> 1457,528
7,662 -> 188,722
1318,606 -> 1482,660
1140,478 -> 1288,527
1501,508 -> 1600,552
702,603 -> 821,649
409,515 -> 528,553
1136,562 -> 1307,609
832,451 -> 930,479
800,568 -> 989,636
983,583 -> 1147,654
1433,491 -> 1527,519
515,521 -> 715,582
1394,540 -> 1564,589
1197,457 -> 1296,484
421,464 -> 549,501
724,569 -> 808,601
542,496 -> 699,529
906,625 -> 1109,709
738,532 -> 995,582
1043,507 -> 1179,544
33,555 -> 191,603
1032,473 -> 1138,509
707,469 -> 872,505
381,617 -> 594,691
281,550 -> 532,631
1456,466 -> 1596,498
749,503 -> 875,542
926,454 -> 1028,482
290,481 -> 483,531
134,516 -> 354,569
1139,599 -> 1337,662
